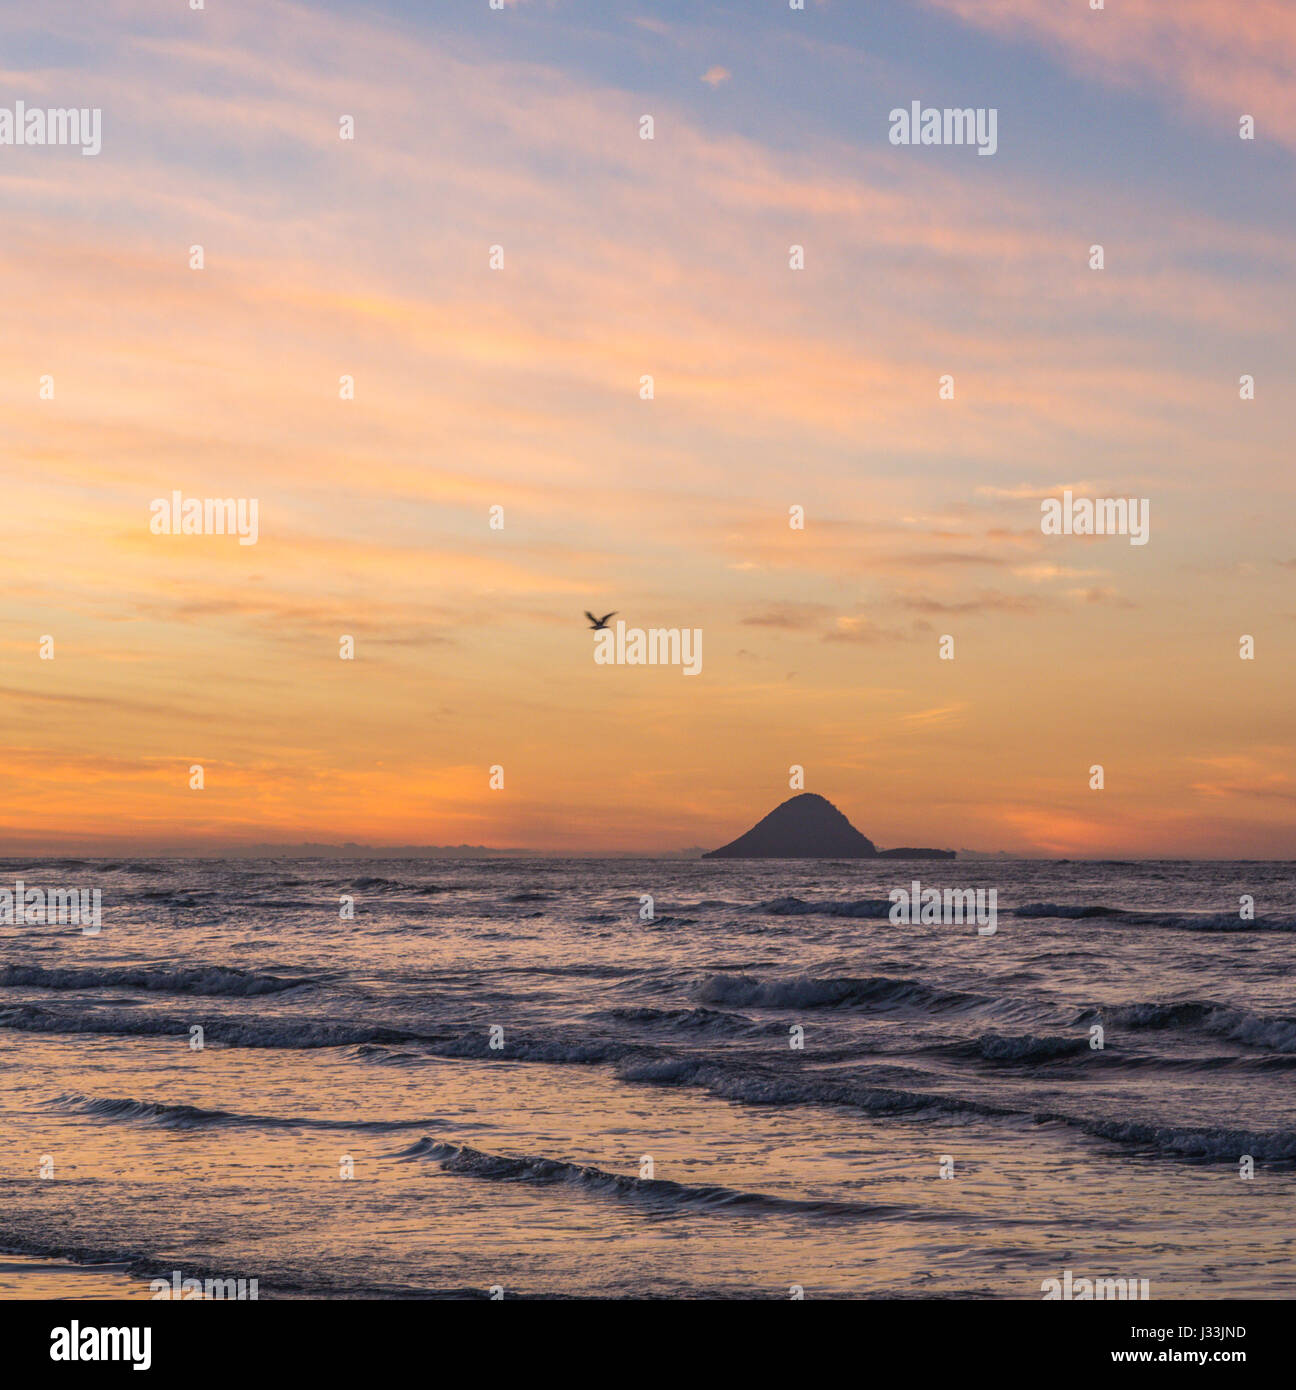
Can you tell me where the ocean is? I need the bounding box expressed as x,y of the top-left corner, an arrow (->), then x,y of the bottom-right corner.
1,856 -> 1293,1300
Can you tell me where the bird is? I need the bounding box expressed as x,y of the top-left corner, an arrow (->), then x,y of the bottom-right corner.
585,610 -> 617,630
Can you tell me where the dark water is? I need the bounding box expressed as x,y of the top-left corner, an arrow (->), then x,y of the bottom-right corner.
0,857 -> 1293,1298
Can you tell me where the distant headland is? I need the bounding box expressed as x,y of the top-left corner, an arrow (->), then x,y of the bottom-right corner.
702,793 -> 955,860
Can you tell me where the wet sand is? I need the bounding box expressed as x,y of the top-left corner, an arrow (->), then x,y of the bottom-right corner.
0,1254 -> 150,1300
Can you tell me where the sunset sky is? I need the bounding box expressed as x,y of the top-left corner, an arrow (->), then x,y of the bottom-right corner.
3,0 -> 1294,857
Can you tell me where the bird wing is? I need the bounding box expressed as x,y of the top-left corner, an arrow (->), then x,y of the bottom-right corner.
584,611 -> 599,625
599,611 -> 617,625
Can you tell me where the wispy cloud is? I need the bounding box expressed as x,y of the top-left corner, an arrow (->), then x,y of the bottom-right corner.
1,0 -> 1293,853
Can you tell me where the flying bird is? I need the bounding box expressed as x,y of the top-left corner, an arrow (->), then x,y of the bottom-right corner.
585,610 -> 617,630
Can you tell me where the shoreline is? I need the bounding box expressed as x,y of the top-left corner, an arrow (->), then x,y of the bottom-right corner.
0,1254 -> 151,1301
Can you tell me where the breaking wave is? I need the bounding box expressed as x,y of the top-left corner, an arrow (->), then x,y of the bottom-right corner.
50,1092 -> 433,1133
0,963 -> 316,997
393,1138 -> 923,1220
1089,1000 -> 1296,1053
697,972 -> 984,1013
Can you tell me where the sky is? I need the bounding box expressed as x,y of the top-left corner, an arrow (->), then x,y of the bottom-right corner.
2,0 -> 1294,857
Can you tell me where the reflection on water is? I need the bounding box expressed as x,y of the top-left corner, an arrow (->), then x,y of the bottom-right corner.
0,857 -> 1293,1298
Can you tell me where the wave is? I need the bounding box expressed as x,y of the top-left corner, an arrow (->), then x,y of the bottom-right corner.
0,1225 -> 648,1299
934,1028 -> 1296,1072
1014,903 -> 1296,931
477,962 -> 632,980
0,1005 -> 425,1049
1014,902 -> 1119,919
1089,1000 -> 1296,1053
346,1044 -> 432,1066
614,1057 -> 1296,1165
414,1033 -> 633,1065
1068,1116 -> 1296,1163
697,972 -> 983,1013
1062,1051 -> 1296,1074
759,896 -> 895,919
50,1092 -> 433,1133
0,963 -> 316,997
393,1138 -> 922,1220
15,1002 -> 1294,1172
0,1230 -> 506,1299
1132,912 -> 1296,932
934,1032 -> 1093,1064
615,1055 -> 1002,1118
0,1005 -> 641,1063
339,877 -> 449,895
15,973 -> 1295,1170
593,1005 -> 778,1037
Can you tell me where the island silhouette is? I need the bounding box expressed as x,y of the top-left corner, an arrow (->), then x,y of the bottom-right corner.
702,792 -> 955,860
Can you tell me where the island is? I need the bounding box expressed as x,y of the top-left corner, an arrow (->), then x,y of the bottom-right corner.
701,792 -> 955,860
